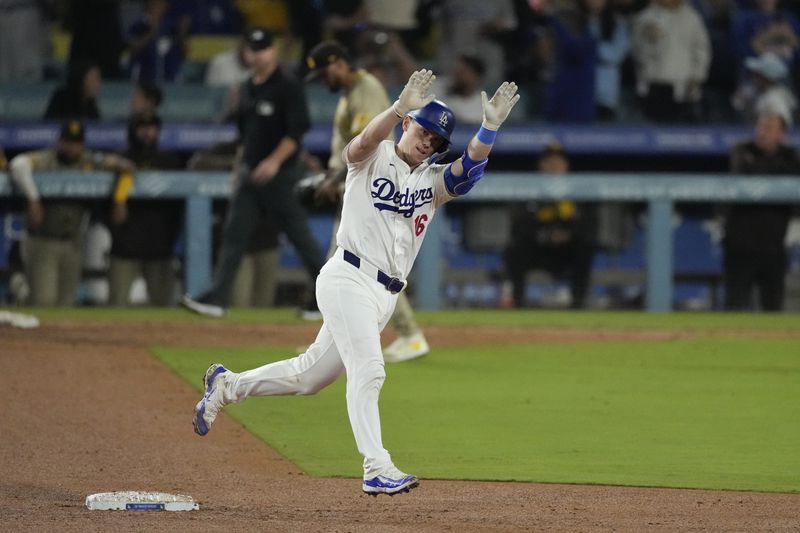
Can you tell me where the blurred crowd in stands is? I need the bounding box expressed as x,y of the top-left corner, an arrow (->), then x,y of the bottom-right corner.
0,0 -> 799,312
1,0 -> 800,125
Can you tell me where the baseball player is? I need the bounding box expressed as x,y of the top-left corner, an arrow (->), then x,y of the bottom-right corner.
9,120 -> 134,306
193,69 -> 520,495
304,40 -> 430,363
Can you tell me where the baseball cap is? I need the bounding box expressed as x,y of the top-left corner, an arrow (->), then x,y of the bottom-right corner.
745,52 -> 788,82
244,26 -> 274,51
59,120 -> 85,142
408,100 -> 455,152
305,41 -> 350,81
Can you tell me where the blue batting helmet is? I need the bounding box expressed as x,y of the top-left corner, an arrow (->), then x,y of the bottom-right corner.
408,100 -> 455,154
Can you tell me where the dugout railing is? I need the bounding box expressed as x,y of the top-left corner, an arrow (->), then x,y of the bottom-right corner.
1,170 -> 799,312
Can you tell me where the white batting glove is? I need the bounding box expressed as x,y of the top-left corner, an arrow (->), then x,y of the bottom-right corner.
392,69 -> 436,117
481,81 -> 521,130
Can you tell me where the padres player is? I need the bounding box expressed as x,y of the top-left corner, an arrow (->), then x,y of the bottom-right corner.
305,40 -> 430,363
193,69 -> 520,495
9,120 -> 134,306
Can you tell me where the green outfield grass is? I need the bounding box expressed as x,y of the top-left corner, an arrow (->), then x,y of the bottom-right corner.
142,309 -> 800,493
22,306 -> 800,330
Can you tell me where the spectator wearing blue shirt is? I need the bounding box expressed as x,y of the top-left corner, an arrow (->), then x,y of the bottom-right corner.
127,0 -> 191,82
168,0 -> 243,34
589,0 -> 630,120
544,2 -> 598,122
542,0 -> 629,122
730,0 -> 800,70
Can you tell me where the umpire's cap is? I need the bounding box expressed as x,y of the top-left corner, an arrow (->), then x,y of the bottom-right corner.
305,41 -> 351,81
408,100 -> 456,154
59,120 -> 85,143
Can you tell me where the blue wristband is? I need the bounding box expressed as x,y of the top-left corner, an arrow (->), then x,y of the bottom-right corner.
476,125 -> 497,145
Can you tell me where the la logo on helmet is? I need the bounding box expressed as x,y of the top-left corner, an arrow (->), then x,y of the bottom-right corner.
438,112 -> 448,127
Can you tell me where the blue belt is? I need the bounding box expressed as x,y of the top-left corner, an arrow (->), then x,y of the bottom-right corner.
342,250 -> 405,294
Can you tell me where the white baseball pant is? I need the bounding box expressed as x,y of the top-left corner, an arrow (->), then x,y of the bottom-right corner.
223,251 -> 398,474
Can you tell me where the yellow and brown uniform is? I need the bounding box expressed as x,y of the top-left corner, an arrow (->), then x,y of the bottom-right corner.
328,69 -> 391,170
12,149 -> 124,305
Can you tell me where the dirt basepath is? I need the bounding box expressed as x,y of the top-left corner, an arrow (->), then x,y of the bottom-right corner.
2,321 -> 798,532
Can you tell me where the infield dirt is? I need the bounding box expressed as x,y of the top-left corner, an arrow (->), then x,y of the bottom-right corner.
2,320 -> 799,532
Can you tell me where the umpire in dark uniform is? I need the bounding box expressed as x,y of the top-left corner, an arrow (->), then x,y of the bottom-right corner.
724,104 -> 799,311
182,27 -> 325,318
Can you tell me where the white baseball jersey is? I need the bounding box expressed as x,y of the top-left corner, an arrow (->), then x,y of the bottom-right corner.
337,140 -> 454,280
216,141 -> 458,480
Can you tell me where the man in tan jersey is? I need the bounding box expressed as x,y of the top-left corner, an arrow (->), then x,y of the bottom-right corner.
305,41 -> 429,362
9,121 -> 135,306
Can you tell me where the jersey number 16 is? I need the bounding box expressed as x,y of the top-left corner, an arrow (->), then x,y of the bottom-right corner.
414,214 -> 428,237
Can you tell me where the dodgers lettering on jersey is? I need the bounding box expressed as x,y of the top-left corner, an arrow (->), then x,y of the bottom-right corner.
337,140 -> 454,279
370,177 -> 434,218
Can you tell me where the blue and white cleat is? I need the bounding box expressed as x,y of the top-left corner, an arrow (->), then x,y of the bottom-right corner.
193,364 -> 229,436
362,466 -> 419,496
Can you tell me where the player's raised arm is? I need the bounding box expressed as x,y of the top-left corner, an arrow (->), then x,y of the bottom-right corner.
346,69 -> 436,163
443,81 -> 520,196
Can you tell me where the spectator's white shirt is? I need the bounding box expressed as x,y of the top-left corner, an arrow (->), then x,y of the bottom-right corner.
632,0 -> 711,101
205,48 -> 250,87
